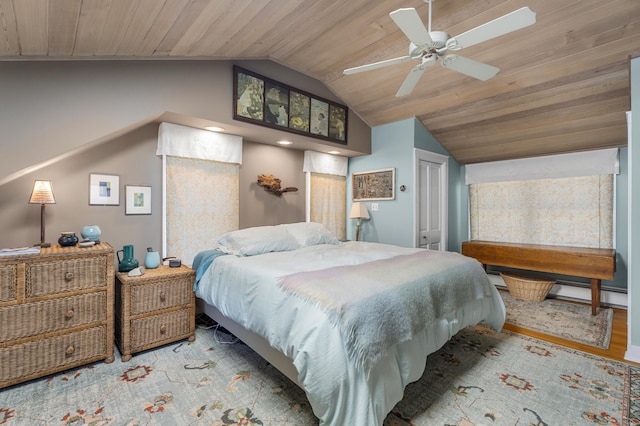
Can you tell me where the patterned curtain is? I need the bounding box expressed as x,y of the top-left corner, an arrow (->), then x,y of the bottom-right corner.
165,156 -> 239,266
469,174 -> 614,249
310,172 -> 346,240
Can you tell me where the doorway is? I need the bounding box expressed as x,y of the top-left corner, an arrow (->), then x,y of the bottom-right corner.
413,148 -> 448,250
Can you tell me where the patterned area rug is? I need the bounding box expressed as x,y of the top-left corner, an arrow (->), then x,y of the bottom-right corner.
0,324 -> 637,425
499,289 -> 614,349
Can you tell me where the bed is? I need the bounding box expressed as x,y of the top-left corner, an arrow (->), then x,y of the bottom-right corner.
193,222 -> 505,425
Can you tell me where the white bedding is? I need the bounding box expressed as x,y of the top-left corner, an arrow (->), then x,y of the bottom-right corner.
195,241 -> 505,425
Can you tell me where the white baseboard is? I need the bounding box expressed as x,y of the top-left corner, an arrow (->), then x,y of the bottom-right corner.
488,274 -> 628,308
625,344 -> 640,364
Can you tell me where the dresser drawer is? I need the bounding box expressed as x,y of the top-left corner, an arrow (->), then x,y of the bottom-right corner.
0,326 -> 107,387
0,292 -> 107,343
26,256 -> 108,297
130,278 -> 193,315
0,264 -> 18,302
130,308 -> 191,351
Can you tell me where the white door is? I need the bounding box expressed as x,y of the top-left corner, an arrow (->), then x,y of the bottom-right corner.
414,149 -> 448,250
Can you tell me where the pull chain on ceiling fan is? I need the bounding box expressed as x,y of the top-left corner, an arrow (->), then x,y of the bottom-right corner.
343,0 -> 536,97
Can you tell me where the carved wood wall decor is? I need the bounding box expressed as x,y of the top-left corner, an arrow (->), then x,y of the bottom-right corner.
257,174 -> 298,197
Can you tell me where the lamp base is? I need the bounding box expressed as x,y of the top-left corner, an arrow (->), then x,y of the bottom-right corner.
34,242 -> 51,248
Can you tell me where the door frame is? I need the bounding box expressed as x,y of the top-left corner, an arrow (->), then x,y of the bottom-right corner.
413,148 -> 449,250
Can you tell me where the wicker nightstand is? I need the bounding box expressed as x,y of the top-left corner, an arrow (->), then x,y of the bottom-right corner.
115,265 -> 195,361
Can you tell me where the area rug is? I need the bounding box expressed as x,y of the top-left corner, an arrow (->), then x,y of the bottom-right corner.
0,324 -> 637,426
499,289 -> 614,349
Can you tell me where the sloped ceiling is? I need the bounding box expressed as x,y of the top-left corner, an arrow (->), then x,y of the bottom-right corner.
1,0 -> 638,164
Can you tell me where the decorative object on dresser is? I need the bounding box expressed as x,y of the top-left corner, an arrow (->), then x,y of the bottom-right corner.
0,243 -> 115,389
115,264 -> 195,362
144,247 -> 161,269
58,231 -> 79,247
81,224 -> 101,242
116,244 -> 138,272
28,179 -> 56,248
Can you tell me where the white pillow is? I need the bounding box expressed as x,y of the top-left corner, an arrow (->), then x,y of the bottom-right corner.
217,225 -> 300,256
282,222 -> 339,246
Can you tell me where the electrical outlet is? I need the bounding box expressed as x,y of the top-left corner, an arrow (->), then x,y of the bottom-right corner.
371,203 -> 379,212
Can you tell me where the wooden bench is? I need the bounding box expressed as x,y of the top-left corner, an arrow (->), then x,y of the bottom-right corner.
461,240 -> 616,315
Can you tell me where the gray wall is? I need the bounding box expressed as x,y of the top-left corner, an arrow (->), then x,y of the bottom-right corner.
0,60 -> 365,263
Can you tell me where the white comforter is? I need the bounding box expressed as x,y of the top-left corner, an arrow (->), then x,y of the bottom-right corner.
195,242 -> 505,425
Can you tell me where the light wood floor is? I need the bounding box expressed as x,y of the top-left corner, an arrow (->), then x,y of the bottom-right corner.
503,302 -> 639,366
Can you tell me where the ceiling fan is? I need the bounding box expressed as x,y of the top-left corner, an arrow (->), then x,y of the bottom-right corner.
343,0 -> 536,97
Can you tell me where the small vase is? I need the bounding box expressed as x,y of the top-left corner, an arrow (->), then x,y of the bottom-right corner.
144,248 -> 160,269
81,225 -> 101,242
58,232 -> 79,247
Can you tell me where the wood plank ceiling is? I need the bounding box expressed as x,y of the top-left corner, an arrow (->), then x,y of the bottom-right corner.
0,0 -> 638,164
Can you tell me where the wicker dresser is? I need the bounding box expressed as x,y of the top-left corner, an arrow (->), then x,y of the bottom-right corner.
115,265 -> 195,361
0,243 -> 115,389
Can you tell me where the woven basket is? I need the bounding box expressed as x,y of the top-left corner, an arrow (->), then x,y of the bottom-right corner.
500,272 -> 556,302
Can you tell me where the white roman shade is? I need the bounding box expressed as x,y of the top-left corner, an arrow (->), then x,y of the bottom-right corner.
465,148 -> 619,185
157,122 -> 242,265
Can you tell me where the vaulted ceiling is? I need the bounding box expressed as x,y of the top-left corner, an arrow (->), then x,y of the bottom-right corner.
1,0 -> 638,164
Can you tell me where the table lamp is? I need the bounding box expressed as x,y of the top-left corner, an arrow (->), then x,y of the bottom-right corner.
349,202 -> 370,241
29,180 -> 56,248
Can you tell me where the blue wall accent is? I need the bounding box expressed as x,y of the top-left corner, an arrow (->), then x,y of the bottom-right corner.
347,117 -> 629,292
347,117 -> 465,251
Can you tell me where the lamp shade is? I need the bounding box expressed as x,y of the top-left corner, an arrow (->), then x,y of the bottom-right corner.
349,202 -> 369,220
29,180 -> 56,204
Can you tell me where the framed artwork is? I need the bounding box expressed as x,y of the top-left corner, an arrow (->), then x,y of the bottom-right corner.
289,91 -> 310,132
310,98 -> 329,137
329,104 -> 347,142
352,168 -> 396,201
233,66 -> 348,144
89,173 -> 119,205
125,185 -> 151,215
265,81 -> 289,127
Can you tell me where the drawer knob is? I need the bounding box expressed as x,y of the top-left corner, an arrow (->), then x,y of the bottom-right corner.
160,325 -> 167,334
66,345 -> 75,355
65,309 -> 74,319
65,272 -> 74,281
159,292 -> 166,302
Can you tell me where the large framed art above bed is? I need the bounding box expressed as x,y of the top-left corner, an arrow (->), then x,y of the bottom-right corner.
193,222 -> 505,426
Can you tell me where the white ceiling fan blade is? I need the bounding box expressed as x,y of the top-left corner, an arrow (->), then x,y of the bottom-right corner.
396,63 -> 428,97
449,7 -> 536,50
441,55 -> 499,81
389,8 -> 433,47
343,56 -> 411,75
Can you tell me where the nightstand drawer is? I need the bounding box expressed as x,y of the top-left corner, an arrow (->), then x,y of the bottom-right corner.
130,308 -> 191,351
0,264 -> 18,302
130,278 -> 193,315
26,256 -> 108,297
0,292 -> 107,343
0,326 -> 107,387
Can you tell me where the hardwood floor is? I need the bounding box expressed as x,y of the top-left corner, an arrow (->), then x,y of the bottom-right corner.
503,303 -> 639,366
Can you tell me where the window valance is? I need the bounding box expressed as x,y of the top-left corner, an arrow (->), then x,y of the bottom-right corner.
465,148 -> 619,184
303,150 -> 348,177
156,122 -> 242,164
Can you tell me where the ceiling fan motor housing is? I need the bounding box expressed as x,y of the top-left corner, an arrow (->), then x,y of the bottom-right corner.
429,31 -> 449,49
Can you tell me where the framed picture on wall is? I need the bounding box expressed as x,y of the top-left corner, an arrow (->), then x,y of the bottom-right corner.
233,66 -> 348,144
89,173 -> 119,205
125,185 -> 151,215
352,168 -> 395,201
